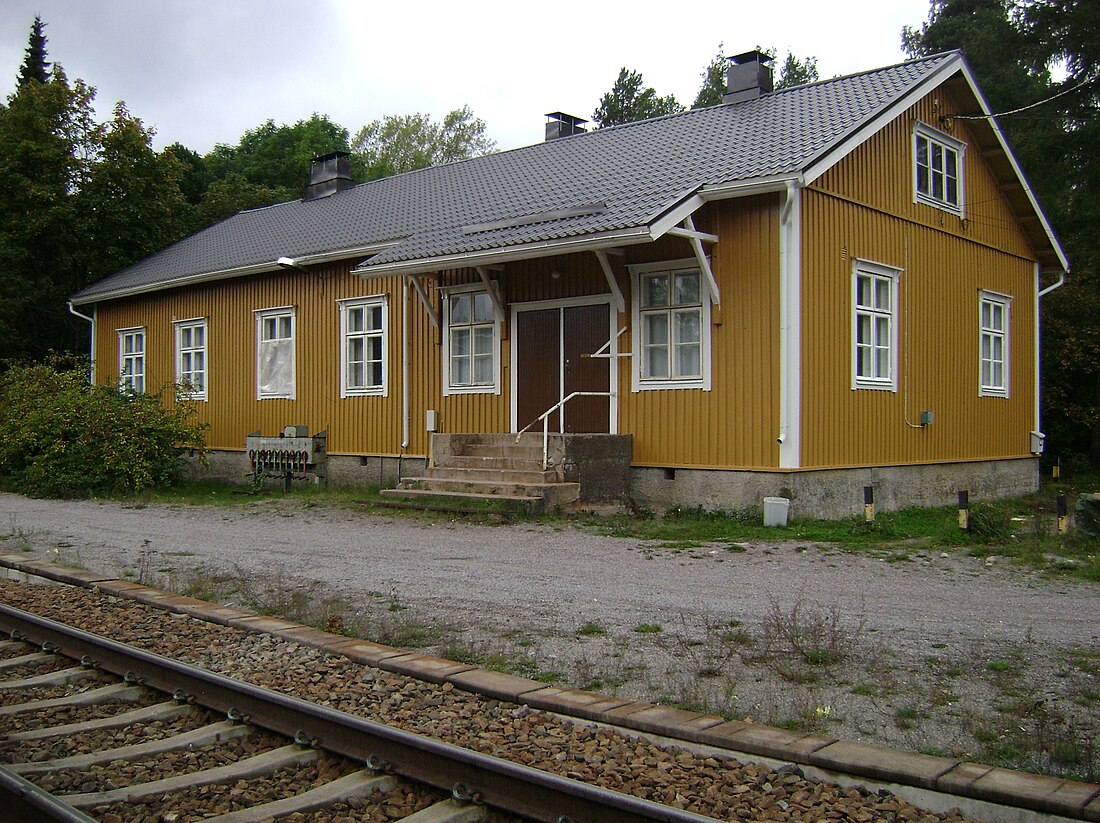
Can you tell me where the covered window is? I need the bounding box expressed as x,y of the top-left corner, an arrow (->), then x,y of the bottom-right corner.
852,261 -> 900,391
175,319 -> 207,400
118,328 -> 145,394
630,259 -> 712,391
980,291 -> 1010,397
914,123 -> 964,215
339,296 -> 387,397
256,307 -> 295,399
444,289 -> 499,394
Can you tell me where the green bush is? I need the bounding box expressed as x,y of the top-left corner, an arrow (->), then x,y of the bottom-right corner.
0,360 -> 208,498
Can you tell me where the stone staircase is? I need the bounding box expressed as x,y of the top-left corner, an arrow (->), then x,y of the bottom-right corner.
380,433 -> 581,512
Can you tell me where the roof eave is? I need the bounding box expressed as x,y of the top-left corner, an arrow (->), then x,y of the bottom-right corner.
352,227 -> 654,278
70,241 -> 400,305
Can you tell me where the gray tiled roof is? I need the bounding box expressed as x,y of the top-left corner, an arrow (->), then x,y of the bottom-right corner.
72,52 -> 958,303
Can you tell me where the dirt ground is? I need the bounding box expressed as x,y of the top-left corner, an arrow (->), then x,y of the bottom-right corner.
0,492 -> 1097,781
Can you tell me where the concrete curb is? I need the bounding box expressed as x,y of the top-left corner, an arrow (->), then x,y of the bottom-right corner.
3,553 -> 1098,821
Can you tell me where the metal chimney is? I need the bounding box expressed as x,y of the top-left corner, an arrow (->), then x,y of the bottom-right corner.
723,50 -> 774,104
545,112 -> 588,141
304,151 -> 354,201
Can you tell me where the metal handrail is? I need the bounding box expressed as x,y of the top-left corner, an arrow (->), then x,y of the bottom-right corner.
515,391 -> 612,469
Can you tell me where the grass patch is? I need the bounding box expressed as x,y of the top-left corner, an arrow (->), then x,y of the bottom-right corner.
576,621 -> 607,637
634,623 -> 663,634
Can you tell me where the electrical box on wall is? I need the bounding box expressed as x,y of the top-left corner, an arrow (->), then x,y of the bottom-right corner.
920,410 -> 934,426
425,409 -> 438,432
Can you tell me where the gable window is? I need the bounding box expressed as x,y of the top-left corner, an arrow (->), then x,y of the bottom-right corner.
979,291 -> 1010,397
914,123 -> 964,215
175,319 -> 207,400
852,260 -> 900,391
118,328 -> 145,394
256,307 -> 295,399
444,289 -> 499,394
630,259 -> 712,391
339,296 -> 387,397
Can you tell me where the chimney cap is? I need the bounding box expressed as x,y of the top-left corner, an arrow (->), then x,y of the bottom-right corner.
729,49 -> 773,66
545,112 -> 588,126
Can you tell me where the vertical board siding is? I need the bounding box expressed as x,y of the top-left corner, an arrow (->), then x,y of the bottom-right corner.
618,197 -> 781,468
92,196 -> 781,469
802,85 -> 1041,468
800,192 -> 1035,468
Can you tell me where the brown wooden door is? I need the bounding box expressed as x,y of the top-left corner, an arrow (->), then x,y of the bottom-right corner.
562,304 -> 610,433
516,303 -> 610,434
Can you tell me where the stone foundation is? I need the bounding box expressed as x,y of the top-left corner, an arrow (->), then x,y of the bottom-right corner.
630,459 -> 1039,520
183,451 -> 427,490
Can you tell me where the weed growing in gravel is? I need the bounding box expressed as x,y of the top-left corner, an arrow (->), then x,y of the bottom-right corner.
633,623 -> 663,634
756,597 -> 865,681
576,621 -> 607,637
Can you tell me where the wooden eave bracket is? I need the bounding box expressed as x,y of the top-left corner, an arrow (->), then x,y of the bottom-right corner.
409,275 -> 440,328
593,250 -> 626,314
667,216 -> 720,305
474,266 -> 507,322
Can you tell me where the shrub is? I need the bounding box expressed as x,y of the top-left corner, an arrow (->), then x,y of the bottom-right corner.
0,359 -> 207,498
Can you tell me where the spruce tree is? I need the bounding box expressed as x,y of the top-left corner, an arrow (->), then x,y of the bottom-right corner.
17,16 -> 49,87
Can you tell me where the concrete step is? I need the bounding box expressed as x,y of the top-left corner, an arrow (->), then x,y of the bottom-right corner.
426,466 -> 557,484
378,488 -> 542,513
442,455 -> 546,472
458,443 -> 544,461
398,477 -> 580,507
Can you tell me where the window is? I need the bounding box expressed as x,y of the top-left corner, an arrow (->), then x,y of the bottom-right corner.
630,259 -> 712,391
256,307 -> 295,399
175,319 -> 207,400
913,123 -> 964,215
852,261 -> 900,391
339,296 -> 387,397
118,328 -> 145,393
444,289 -> 499,394
980,291 -> 1010,397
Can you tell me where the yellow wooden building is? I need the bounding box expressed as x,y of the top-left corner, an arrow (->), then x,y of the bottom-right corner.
69,51 -> 1068,517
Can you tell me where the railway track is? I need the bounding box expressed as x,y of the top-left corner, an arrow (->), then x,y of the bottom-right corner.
0,604 -> 715,822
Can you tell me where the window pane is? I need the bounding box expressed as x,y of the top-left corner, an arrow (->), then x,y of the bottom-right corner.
676,310 -> 700,344
473,326 -> 494,356
645,312 -> 668,345
856,275 -> 870,308
874,316 -> 890,348
451,328 -> 470,356
194,326 -> 204,346
367,336 -> 382,363
348,362 -> 364,388
347,307 -> 364,333
645,345 -> 669,379
874,277 -> 891,311
371,362 -> 383,386
348,337 -> 364,364
875,346 -> 889,379
676,343 -> 701,377
474,353 -> 493,384
367,305 -> 382,331
451,295 -> 471,324
279,316 -> 292,338
674,273 -> 699,305
451,355 -> 470,385
857,314 -> 871,345
644,274 -> 669,307
473,292 -> 493,322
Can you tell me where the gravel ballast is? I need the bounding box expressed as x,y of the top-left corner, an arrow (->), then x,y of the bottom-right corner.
0,580 -> 979,822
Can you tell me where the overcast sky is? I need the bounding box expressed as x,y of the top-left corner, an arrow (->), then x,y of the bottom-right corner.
1,0 -> 935,155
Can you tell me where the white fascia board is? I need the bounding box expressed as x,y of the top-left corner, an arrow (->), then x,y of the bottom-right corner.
353,227 -> 653,279
952,62 -> 1069,274
69,241 -> 399,306
700,175 -> 801,201
647,193 -> 706,240
801,55 -> 967,188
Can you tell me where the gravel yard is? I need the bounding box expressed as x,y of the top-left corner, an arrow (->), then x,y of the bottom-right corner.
1,491 -> 1097,780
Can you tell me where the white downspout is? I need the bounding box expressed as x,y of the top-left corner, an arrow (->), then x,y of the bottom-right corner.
778,180 -> 802,468
1034,267 -> 1066,453
67,301 -> 96,384
401,278 -> 410,450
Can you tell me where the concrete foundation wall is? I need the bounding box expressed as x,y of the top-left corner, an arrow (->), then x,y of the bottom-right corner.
631,459 -> 1039,520
183,452 -> 427,491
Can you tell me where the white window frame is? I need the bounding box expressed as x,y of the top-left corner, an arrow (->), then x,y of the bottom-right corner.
118,327 -> 146,394
852,260 -> 901,392
629,258 -> 712,392
913,123 -> 965,217
174,318 -> 207,401
979,290 -> 1011,397
338,295 -> 388,398
442,285 -> 501,396
255,306 -> 296,400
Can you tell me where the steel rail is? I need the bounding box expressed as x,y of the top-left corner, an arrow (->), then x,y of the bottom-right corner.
0,605 -> 717,823
0,765 -> 100,823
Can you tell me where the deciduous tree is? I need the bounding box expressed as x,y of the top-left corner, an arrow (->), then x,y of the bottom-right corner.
352,105 -> 495,179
